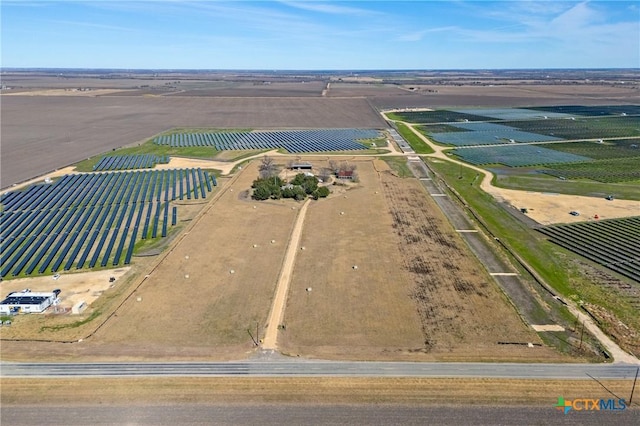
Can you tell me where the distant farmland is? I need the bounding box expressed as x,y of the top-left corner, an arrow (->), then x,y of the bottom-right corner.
1,96 -> 385,187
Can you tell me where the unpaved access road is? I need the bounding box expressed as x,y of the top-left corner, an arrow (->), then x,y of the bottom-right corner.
262,199 -> 311,349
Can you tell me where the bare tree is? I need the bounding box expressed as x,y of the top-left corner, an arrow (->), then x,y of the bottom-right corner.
259,156 -> 278,179
338,161 -> 357,173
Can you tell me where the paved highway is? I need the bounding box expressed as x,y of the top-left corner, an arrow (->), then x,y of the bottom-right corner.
2,360 -> 639,379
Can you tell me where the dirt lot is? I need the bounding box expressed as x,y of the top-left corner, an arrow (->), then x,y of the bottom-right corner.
485,186 -> 640,225
0,269 -> 130,312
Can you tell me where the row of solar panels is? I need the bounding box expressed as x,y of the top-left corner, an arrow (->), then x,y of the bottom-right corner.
153,129 -> 380,152
0,169 -> 216,278
93,154 -> 170,171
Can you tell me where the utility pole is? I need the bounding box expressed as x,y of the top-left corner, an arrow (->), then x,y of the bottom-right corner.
579,322 -> 585,349
630,367 -> 639,405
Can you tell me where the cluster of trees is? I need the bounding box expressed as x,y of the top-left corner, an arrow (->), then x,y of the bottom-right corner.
252,157 -> 330,201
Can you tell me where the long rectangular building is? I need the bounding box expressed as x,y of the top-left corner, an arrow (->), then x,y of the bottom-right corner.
0,290 -> 59,314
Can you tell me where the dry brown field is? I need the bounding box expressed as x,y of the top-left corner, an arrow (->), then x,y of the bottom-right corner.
1,158 -> 570,362
1,96 -> 385,187
369,83 -> 640,109
167,81 -> 326,97
326,82 -> 409,97
2,377 -> 636,406
280,159 -> 567,362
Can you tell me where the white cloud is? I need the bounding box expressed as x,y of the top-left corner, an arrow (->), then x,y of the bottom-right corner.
278,1 -> 380,16
397,26 -> 459,42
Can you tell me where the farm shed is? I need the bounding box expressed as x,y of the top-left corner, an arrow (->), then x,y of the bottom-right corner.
289,163 -> 313,170
0,290 -> 59,314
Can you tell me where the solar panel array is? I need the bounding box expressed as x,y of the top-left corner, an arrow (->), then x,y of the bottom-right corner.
451,108 -> 571,120
538,217 -> 640,283
152,129 -> 380,153
452,145 -> 591,167
0,168 -> 216,278
93,154 -> 170,171
430,125 -> 562,146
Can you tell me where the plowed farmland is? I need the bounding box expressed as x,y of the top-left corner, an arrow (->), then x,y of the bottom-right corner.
1,96 -> 385,187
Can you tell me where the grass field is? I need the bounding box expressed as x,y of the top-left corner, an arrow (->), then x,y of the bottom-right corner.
424,157 -> 640,358
394,122 -> 435,154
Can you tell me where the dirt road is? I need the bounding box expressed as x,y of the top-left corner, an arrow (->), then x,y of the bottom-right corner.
262,199 -> 311,349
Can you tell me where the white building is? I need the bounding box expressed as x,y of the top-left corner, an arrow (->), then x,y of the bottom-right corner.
0,290 -> 59,314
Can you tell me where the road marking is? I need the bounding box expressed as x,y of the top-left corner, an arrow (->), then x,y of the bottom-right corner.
531,324 -> 565,332
455,229 -> 478,233
490,272 -> 519,276
419,178 -> 432,181
430,193 -> 446,197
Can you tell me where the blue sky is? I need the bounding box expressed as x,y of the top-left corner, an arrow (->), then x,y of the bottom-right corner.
2,1 -> 638,69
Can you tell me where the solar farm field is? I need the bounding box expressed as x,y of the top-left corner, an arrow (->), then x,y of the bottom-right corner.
542,158 -> 640,183
537,217 -> 640,284
541,139 -> 640,160
153,129 -> 380,153
529,105 -> 640,116
0,168 -> 215,278
452,145 -> 590,167
387,110 -> 488,124
93,154 -> 170,171
501,116 -> 640,140
429,124 -> 561,146
451,108 -> 570,120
